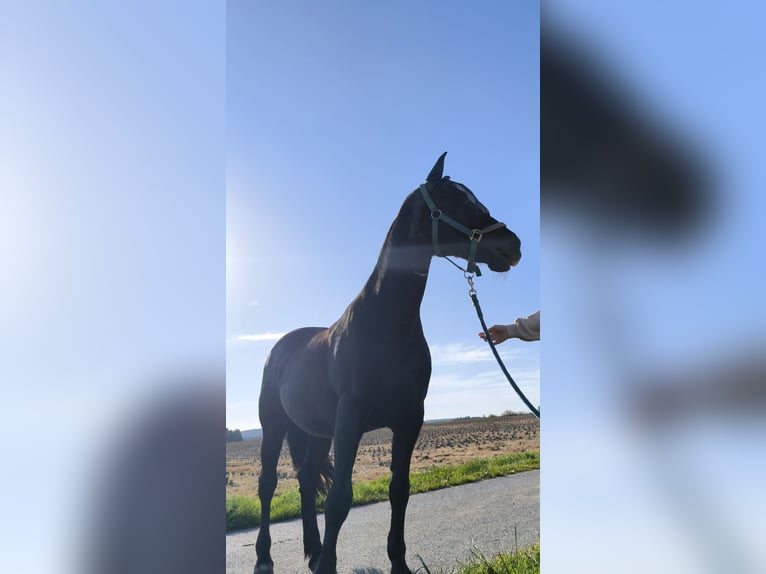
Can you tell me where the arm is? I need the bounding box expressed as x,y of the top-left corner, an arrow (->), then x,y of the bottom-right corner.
479,310 -> 540,343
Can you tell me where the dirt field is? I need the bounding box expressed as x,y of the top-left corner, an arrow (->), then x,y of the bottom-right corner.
226,414 -> 539,499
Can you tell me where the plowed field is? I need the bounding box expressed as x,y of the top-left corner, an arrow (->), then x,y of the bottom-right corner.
226,414 -> 539,498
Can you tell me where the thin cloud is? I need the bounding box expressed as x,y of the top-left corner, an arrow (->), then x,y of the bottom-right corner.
426,369 -> 541,418
430,369 -> 540,393
428,342 -> 527,366
226,401 -> 260,410
233,332 -> 286,342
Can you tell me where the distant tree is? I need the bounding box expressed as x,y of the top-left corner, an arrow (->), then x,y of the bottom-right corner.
226,428 -> 243,442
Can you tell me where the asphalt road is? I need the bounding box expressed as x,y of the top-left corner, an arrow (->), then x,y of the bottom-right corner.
226,470 -> 539,574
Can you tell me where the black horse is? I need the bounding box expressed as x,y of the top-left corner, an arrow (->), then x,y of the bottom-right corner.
254,153 -> 522,574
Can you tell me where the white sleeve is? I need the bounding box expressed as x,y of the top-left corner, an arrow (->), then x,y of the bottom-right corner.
504,310 -> 540,342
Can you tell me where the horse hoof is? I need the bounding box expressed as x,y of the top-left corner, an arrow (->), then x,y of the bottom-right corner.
254,562 -> 274,574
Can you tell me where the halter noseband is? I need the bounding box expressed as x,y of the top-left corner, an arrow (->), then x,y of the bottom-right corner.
418,180 -> 507,277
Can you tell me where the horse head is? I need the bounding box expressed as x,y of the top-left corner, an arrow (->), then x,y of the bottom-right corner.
417,152 -> 522,274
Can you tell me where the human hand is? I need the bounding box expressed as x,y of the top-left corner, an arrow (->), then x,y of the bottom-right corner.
478,324 -> 510,345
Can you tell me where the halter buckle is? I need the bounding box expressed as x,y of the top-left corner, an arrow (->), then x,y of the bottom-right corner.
431,209 -> 442,220
469,229 -> 483,242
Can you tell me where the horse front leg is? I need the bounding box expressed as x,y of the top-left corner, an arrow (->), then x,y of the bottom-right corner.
313,395 -> 364,574
387,410 -> 424,574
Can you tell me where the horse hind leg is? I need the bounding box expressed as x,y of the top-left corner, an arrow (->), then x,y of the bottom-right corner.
287,425 -> 333,571
254,406 -> 288,573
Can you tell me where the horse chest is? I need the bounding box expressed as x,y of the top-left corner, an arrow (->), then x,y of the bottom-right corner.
332,335 -> 431,398
337,329 -> 427,361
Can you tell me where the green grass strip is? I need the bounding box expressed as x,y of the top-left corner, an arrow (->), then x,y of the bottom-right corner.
226,450 -> 539,532
454,544 -> 540,574
416,544 -> 540,574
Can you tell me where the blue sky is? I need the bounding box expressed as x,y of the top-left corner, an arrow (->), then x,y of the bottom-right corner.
226,1 -> 540,430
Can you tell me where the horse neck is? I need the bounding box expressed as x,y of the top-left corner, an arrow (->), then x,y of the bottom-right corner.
356,201 -> 433,331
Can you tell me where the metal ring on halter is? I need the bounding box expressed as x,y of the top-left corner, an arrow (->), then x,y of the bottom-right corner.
464,272 -> 476,296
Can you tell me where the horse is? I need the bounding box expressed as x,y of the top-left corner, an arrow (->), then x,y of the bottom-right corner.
254,152 -> 522,574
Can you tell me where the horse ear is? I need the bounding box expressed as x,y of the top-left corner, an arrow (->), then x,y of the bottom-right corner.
426,152 -> 447,182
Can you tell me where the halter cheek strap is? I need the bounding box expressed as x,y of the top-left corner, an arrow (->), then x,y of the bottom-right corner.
418,183 -> 507,276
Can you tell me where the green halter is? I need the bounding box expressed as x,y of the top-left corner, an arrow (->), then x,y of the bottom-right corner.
418,181 -> 507,277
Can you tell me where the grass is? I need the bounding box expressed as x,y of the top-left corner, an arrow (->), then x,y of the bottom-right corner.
446,544 -> 540,574
416,537 -> 540,574
226,450 -> 539,532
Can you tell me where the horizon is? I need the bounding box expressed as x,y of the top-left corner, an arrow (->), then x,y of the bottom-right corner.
228,409 -> 538,434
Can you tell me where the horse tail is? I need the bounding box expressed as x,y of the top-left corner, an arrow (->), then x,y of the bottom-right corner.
286,423 -> 334,495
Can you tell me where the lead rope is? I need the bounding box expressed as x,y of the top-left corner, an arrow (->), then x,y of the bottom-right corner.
466,274 -> 541,419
